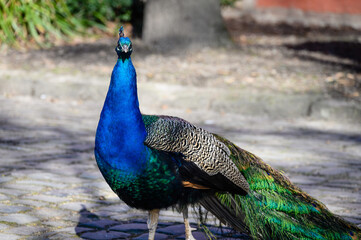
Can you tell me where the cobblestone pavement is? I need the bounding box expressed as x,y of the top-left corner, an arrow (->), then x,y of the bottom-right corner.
0,91 -> 360,239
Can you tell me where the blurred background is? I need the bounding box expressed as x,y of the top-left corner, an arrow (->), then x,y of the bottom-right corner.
0,0 -> 360,239
1,0 -> 361,108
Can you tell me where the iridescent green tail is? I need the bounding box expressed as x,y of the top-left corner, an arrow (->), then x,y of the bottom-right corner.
212,136 -> 361,240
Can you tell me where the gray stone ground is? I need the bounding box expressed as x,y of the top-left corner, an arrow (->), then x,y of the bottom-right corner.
0,90 -> 360,240
1,17 -> 361,239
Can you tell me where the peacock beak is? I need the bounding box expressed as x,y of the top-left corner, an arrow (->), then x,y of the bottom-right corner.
121,44 -> 129,53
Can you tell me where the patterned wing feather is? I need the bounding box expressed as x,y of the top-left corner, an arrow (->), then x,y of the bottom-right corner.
142,114 -> 249,194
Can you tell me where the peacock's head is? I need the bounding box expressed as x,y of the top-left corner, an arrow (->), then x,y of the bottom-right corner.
115,26 -> 133,59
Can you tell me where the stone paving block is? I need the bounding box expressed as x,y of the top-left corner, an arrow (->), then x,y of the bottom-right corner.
2,183 -> 44,192
44,166 -> 84,177
109,223 -> 148,232
84,181 -> 112,189
0,188 -> 27,197
26,194 -> 70,203
15,179 -> 67,188
62,226 -> 94,235
61,214 -> 81,222
35,207 -> 68,219
0,193 -> 9,200
10,170 -> 42,178
39,227 -> 68,240
132,219 -> 147,224
218,237 -> 250,240
48,232 -> 79,239
84,210 -> 110,219
217,232 -> 252,239
160,209 -> 183,216
344,217 -> 361,225
0,233 -> 20,240
45,188 -> 84,198
37,161 -> 75,172
317,167 -> 354,176
79,219 -> 119,229
79,171 -> 103,180
68,143 -> 94,152
190,231 -> 209,240
54,176 -> 87,183
134,232 -> 168,240
0,223 -> 10,230
59,202 -> 101,211
1,213 -> 38,224
13,199 -> 47,207
290,165 -> 319,174
349,170 -> 361,179
110,213 -> 148,221
324,178 -> 360,188
207,226 -> 234,235
0,176 -> 13,183
176,231 -> 208,240
157,221 -> 176,226
26,172 -> 65,181
4,226 -> 46,235
157,224 -> 185,235
289,175 -> 325,185
81,230 -> 130,239
45,220 -> 72,228
0,204 -> 31,213
158,215 -> 185,223
324,205 -> 348,214
45,158 -> 78,166
101,197 -> 125,204
64,163 -> 94,171
87,191 -> 118,201
98,204 -> 130,213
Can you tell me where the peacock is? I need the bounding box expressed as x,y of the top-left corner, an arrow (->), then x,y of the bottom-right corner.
94,27 -> 361,240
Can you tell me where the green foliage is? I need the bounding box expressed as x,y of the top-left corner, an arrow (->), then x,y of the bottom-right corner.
66,0 -> 132,27
0,0 -> 83,48
220,0 -> 237,6
0,0 -> 132,48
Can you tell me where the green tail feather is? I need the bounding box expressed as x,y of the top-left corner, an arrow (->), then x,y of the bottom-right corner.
214,135 -> 361,240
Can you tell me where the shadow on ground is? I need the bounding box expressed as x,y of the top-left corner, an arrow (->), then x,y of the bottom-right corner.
285,41 -> 361,72
286,41 -> 361,64
75,206 -> 251,240
224,17 -> 361,37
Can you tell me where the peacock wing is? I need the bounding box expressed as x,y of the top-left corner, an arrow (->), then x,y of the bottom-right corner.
141,114 -> 249,195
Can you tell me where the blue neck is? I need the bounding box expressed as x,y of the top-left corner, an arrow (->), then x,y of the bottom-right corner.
95,58 -> 147,170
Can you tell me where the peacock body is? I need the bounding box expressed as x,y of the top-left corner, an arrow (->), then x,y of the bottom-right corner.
94,28 -> 361,240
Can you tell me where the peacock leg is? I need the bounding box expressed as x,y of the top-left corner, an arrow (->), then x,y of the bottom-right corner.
183,208 -> 196,240
147,209 -> 160,240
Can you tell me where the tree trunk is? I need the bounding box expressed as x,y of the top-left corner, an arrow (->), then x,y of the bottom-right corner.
143,0 -> 231,51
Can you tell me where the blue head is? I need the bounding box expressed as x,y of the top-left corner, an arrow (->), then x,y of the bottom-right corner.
116,26 -> 133,60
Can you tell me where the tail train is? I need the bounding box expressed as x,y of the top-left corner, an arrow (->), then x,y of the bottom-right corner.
200,135 -> 361,240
